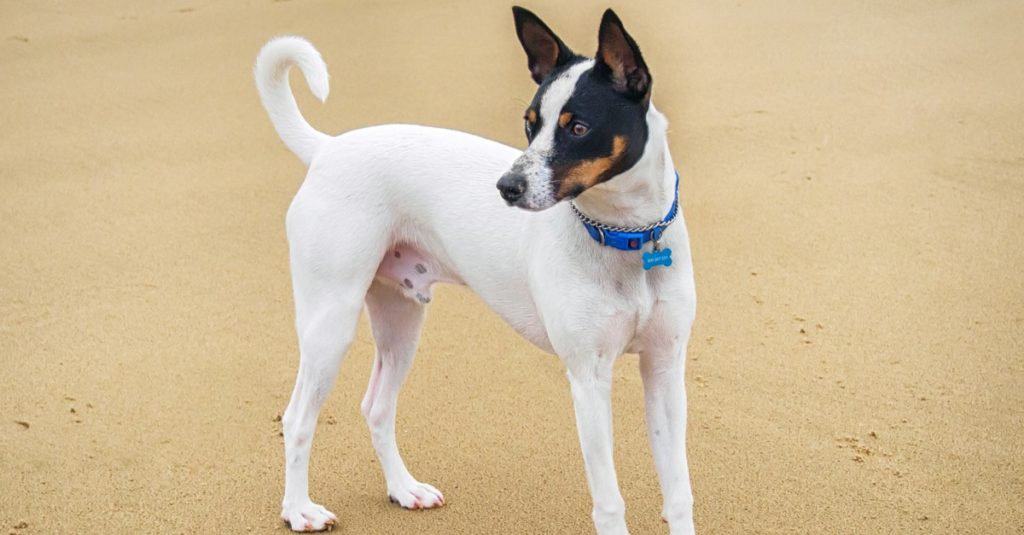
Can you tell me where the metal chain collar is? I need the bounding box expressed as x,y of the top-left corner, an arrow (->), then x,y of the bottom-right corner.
569,200 -> 678,234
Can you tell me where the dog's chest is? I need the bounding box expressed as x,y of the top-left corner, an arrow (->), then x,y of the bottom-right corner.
609,269 -> 666,341
543,259 -> 674,356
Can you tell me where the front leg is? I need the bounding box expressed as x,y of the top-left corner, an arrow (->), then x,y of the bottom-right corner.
563,354 -> 630,535
639,337 -> 696,535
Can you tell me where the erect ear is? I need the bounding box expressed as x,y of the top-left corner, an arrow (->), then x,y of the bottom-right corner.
595,9 -> 652,102
512,6 -> 575,84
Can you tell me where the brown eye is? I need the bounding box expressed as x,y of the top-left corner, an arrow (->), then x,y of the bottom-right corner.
569,121 -> 589,137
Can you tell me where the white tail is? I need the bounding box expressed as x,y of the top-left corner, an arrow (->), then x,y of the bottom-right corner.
254,36 -> 330,166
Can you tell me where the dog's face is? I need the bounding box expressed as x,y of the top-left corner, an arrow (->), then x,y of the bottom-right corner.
497,7 -> 653,211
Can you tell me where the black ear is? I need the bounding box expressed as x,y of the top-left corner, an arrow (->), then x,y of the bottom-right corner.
512,6 -> 575,84
595,9 -> 651,102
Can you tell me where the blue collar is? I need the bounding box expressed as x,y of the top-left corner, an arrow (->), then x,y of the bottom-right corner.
570,172 -> 680,252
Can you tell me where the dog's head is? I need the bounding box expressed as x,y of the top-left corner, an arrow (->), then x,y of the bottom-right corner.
497,7 -> 653,210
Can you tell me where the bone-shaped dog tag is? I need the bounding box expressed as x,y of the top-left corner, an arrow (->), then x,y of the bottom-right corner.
643,247 -> 672,270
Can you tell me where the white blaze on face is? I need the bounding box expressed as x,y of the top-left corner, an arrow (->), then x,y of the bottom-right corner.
516,59 -> 594,210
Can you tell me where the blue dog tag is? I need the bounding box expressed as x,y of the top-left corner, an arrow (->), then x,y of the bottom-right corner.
642,248 -> 672,270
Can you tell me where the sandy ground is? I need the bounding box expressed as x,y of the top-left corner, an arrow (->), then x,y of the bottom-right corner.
2,0 -> 1023,533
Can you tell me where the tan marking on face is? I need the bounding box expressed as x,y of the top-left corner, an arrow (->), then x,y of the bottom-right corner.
556,135 -> 628,198
558,112 -> 573,128
526,109 -> 537,124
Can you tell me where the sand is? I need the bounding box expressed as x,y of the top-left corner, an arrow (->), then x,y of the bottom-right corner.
2,1 -> 1022,533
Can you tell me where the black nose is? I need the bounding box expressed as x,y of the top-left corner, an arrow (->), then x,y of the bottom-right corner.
497,173 -> 527,204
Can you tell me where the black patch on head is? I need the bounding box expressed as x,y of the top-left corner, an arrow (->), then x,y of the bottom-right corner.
545,64 -> 650,196
523,56 -> 590,142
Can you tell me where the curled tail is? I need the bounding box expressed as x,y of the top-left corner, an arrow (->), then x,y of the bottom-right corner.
254,36 -> 330,166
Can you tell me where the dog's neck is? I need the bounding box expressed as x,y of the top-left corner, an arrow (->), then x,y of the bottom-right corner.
571,103 -> 677,229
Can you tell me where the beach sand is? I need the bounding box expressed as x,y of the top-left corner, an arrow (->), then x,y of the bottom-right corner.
2,1 -> 1022,533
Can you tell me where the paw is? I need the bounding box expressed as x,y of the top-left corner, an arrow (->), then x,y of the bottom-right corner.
281,501 -> 337,532
387,480 -> 445,510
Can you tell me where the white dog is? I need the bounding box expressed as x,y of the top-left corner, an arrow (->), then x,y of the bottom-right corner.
255,7 -> 696,534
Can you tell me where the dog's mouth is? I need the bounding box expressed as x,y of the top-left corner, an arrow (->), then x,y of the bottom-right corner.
512,196 -> 556,211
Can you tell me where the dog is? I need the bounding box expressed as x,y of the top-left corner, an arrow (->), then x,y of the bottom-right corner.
255,7 -> 697,534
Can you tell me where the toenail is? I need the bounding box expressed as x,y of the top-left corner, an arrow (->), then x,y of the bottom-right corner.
415,263 -> 426,273
403,278 -> 412,288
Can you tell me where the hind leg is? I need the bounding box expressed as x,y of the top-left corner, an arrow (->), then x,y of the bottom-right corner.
280,208 -> 382,531
279,283 -> 366,531
360,281 -> 444,509
279,299 -> 359,530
